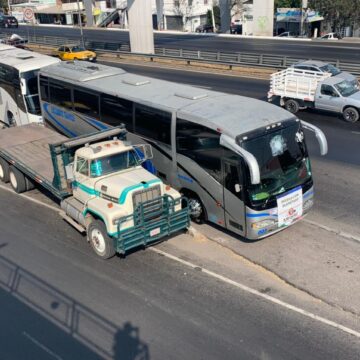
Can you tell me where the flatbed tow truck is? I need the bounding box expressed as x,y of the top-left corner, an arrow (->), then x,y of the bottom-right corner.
0,124 -> 189,258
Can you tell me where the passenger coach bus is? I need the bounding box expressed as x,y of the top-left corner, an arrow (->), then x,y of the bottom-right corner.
0,44 -> 59,127
38,61 -> 328,239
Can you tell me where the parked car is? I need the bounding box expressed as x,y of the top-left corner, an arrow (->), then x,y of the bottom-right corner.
0,33 -> 31,50
54,44 -> 97,62
320,32 -> 342,40
0,15 -> 18,28
276,32 -> 297,38
195,24 -> 214,33
230,20 -> 242,34
292,60 -> 358,88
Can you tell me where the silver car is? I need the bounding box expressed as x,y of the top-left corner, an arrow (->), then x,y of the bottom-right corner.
292,60 -> 358,88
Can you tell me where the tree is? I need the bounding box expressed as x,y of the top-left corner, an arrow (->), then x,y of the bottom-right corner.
0,0 -> 8,13
275,0 -> 301,8
309,0 -> 360,31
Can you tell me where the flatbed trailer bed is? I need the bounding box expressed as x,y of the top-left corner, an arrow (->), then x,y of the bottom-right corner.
0,125 -> 68,198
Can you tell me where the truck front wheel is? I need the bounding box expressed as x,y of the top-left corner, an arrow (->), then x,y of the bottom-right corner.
284,99 -> 300,114
9,166 -> 27,193
343,107 -> 359,123
88,220 -> 116,259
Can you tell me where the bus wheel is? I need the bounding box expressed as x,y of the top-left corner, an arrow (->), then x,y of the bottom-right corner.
0,158 -> 10,183
7,112 -> 16,127
343,107 -> 359,123
188,196 -> 205,224
88,220 -> 116,259
9,166 -> 27,193
284,99 -> 300,114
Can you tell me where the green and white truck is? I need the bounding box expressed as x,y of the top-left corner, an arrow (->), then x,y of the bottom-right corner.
0,124 -> 189,258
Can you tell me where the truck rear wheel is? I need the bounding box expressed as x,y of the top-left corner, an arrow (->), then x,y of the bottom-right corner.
88,220 -> 116,259
284,99 -> 300,114
0,158 -> 10,183
343,107 -> 359,123
9,166 -> 27,193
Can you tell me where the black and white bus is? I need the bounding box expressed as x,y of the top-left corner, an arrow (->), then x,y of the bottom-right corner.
0,44 -> 59,127
38,61 -> 327,240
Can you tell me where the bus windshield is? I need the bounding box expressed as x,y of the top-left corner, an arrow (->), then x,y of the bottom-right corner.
22,70 -> 41,115
90,150 -> 140,177
242,122 -> 311,206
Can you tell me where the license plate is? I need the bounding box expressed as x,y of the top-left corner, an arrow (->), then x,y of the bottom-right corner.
150,227 -> 160,237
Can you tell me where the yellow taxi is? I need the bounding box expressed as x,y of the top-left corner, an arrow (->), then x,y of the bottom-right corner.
55,44 -> 97,62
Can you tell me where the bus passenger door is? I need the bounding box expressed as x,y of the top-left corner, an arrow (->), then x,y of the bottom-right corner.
222,159 -> 246,236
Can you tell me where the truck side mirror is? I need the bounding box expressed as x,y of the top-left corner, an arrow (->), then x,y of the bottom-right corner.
134,144 -> 153,162
65,163 -> 74,181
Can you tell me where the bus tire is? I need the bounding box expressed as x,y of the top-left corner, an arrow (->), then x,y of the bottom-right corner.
7,112 -> 16,127
343,107 -> 359,123
182,192 -> 206,224
9,166 -> 27,193
284,99 -> 300,114
0,158 -> 10,183
88,220 -> 116,259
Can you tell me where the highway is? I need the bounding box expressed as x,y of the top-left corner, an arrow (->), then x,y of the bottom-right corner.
1,187 -> 360,359
1,43 -> 360,358
6,25 -> 360,62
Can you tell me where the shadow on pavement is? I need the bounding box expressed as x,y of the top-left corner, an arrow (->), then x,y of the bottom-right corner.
0,253 -> 150,360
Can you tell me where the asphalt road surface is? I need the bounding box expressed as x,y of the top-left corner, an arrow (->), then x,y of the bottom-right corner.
1,189 -> 359,359
6,25 -> 360,62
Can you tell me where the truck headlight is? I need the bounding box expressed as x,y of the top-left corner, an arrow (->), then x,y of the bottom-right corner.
251,219 -> 276,229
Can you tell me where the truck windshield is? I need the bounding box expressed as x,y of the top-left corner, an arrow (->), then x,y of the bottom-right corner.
90,150 -> 140,177
242,122 -> 311,206
22,70 -> 41,115
319,64 -> 341,76
334,80 -> 358,97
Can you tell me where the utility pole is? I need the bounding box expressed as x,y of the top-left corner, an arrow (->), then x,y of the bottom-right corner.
211,0 -> 216,31
76,0 -> 85,47
300,0 -> 308,37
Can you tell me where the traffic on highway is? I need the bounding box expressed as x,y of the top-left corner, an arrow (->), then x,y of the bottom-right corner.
0,9 -> 360,359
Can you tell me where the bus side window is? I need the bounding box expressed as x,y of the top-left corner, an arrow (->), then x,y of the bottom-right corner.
100,94 -> 133,131
73,88 -> 99,117
40,76 -> 49,102
134,104 -> 171,145
49,81 -> 72,109
176,118 -> 222,183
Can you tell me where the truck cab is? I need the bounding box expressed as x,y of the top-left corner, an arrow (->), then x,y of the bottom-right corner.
315,77 -> 360,122
62,138 -> 187,258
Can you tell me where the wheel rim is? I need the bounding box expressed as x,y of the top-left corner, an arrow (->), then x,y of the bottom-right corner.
0,164 -> 3,179
189,198 -> 202,219
10,171 -> 17,190
345,109 -> 358,122
90,228 -> 106,254
287,102 -> 296,113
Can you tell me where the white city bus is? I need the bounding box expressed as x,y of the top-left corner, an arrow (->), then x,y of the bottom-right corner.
38,61 -> 328,240
0,44 -> 59,127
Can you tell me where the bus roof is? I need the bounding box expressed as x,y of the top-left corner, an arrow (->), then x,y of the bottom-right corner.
40,61 -> 295,137
0,47 -> 59,73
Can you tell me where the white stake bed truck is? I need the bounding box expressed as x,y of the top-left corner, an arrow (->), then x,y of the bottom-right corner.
268,67 -> 360,123
0,125 -> 189,258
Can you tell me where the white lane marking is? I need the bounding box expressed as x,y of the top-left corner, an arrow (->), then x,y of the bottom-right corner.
2,186 -> 360,338
23,332 -> 64,360
149,247 -> 360,339
304,219 -> 360,243
0,184 -> 60,212
351,131 -> 360,135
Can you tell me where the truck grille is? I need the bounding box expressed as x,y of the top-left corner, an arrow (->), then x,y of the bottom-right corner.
132,185 -> 162,224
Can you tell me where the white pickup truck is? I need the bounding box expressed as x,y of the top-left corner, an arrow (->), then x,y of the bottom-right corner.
268,67 -> 360,123
0,125 -> 189,258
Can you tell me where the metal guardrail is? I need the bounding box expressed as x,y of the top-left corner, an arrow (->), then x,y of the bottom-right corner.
3,34 -> 360,76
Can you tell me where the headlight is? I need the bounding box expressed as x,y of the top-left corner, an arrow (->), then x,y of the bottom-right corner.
251,219 -> 276,229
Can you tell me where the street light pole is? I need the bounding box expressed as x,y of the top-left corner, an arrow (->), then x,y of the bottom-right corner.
76,0 -> 85,48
